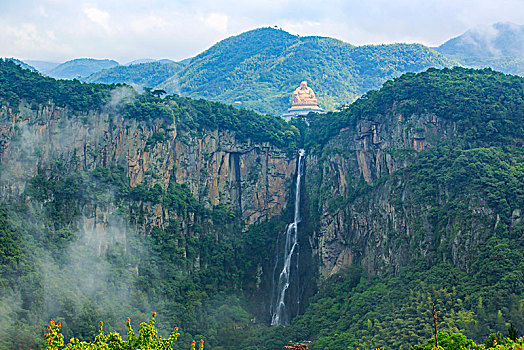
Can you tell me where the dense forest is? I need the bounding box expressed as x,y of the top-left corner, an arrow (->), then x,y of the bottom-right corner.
46,59 -> 120,80
0,60 -> 523,350
158,27 -> 454,114
85,61 -> 182,92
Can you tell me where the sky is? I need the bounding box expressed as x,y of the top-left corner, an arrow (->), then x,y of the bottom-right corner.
0,0 -> 523,63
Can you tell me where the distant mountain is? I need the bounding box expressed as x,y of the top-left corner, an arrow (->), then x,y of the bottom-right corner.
436,22 -> 524,75
24,60 -> 60,73
124,58 -> 176,66
176,57 -> 192,66
47,58 -> 119,79
4,58 -> 36,71
124,58 -> 157,65
85,61 -> 181,91
157,27 -> 455,114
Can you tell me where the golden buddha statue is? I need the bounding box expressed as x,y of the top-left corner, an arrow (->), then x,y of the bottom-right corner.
291,81 -> 319,108
282,81 -> 323,120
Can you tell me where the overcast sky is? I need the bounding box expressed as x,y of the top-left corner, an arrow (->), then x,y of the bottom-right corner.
1,0 -> 523,63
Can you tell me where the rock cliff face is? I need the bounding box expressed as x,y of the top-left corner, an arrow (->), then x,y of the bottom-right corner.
0,95 -> 510,301
0,101 -> 297,240
305,110 -> 491,277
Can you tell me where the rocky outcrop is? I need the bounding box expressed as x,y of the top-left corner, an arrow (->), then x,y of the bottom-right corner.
0,101 -> 297,240
306,110 -> 491,277
0,97 -> 505,290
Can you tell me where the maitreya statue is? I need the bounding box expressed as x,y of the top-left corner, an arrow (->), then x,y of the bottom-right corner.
291,81 -> 319,107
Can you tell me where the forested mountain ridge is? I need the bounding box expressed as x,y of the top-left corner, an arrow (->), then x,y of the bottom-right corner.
9,27 -> 455,115
84,61 -> 182,92
157,27 -> 455,114
9,23 -> 524,116
46,58 -> 120,79
436,22 -> 524,76
0,60 -> 523,350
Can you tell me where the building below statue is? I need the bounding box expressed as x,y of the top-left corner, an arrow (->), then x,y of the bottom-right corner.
282,81 -> 324,121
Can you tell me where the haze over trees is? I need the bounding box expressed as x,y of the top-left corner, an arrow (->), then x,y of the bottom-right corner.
435,22 -> 524,76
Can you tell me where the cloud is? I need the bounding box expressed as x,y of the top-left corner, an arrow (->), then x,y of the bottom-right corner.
83,6 -> 111,33
0,0 -> 523,62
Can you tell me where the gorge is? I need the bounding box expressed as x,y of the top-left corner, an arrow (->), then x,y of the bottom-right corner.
0,60 -> 522,350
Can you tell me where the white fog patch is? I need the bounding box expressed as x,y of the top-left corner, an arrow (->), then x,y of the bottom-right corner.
107,86 -> 137,110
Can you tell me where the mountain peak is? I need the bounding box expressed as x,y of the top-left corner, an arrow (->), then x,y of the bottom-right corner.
438,22 -> 524,58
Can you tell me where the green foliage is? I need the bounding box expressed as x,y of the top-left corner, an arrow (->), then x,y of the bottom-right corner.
409,331 -> 523,350
509,323 -> 519,341
159,27 -> 454,114
42,314 -> 181,349
121,93 -> 174,123
0,59 -> 116,112
0,206 -> 21,289
161,94 -> 300,149
236,251 -> 522,350
26,164 -> 130,230
85,62 -> 181,91
393,145 -> 524,243
308,67 -> 524,146
485,332 -> 504,349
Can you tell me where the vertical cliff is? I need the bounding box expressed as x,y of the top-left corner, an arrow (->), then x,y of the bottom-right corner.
0,100 -> 298,245
305,111 -> 456,276
305,68 -> 524,279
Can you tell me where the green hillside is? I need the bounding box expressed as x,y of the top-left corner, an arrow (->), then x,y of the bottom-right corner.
436,22 -> 524,76
307,67 -> 524,147
157,27 -> 455,114
24,59 -> 60,73
3,58 -> 37,72
0,59 -> 115,111
85,61 -> 182,91
47,58 -> 120,79
239,67 -> 524,349
0,62 -> 522,350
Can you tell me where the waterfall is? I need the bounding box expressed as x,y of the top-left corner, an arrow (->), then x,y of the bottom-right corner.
270,149 -> 305,326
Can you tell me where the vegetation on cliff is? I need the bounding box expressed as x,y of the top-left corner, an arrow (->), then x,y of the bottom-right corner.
236,146 -> 524,350
307,66 -> 524,147
0,59 -> 300,150
0,60 -> 298,349
0,59 -> 115,111
0,59 -> 523,350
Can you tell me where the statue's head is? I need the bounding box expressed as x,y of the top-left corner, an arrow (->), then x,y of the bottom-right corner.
300,81 -> 308,89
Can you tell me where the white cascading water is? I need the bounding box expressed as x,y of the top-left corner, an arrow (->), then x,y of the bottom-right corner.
270,149 -> 305,326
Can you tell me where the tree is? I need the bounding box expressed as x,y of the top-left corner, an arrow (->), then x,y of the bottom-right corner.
41,313 -> 184,350
151,89 -> 167,98
508,323 -> 518,342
